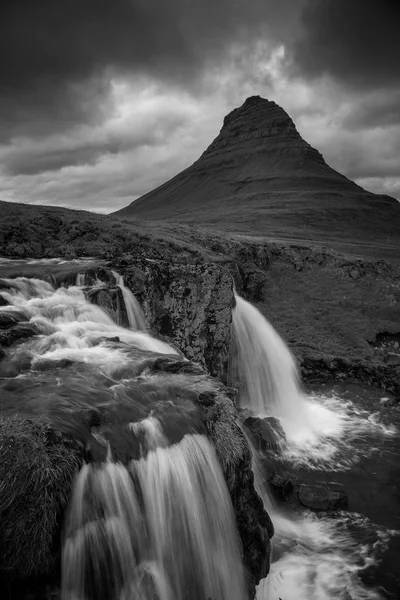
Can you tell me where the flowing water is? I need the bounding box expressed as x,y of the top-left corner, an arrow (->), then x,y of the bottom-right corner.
232,293 -> 400,599
0,260 -> 246,600
112,270 -> 147,331
2,259 -> 399,600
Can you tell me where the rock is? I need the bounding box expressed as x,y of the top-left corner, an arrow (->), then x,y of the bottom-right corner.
0,312 -> 24,329
151,356 -> 204,374
297,484 -> 348,511
385,353 -> 400,366
0,295 -> 9,306
243,415 -> 286,452
87,286 -> 129,327
124,260 -> 233,379
269,473 -> 293,498
0,323 -> 39,347
380,397 -> 395,408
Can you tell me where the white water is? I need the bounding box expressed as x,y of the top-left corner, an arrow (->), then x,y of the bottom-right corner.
247,441 -> 392,600
112,271 -> 147,331
232,293 -> 396,466
2,271 -> 246,600
233,293 -> 398,599
63,431 -> 246,600
0,277 -> 175,374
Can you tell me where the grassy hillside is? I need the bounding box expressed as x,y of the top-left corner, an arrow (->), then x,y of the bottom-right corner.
1,200 -> 399,372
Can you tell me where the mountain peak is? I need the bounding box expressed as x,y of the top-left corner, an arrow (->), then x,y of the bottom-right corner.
200,95 -> 305,161
114,96 -> 400,251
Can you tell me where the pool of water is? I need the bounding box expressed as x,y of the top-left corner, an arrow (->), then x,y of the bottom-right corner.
258,381 -> 400,599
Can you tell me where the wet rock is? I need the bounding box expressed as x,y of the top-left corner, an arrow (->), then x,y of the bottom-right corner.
243,415 -> 286,452
151,356 -> 205,374
0,323 -> 39,347
0,312 -> 24,329
385,353 -> 400,366
0,351 -> 33,378
380,397 -> 395,408
269,473 -> 294,498
87,286 -> 129,327
297,484 -> 348,511
0,295 -> 9,306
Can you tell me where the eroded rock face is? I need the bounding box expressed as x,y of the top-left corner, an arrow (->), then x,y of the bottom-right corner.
122,259 -> 234,379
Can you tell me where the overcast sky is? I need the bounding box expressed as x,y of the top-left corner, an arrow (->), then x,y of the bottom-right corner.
1,0 -> 399,213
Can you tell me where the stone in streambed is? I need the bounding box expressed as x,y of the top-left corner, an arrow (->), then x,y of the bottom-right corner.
243,415 -> 286,452
297,483 -> 348,511
269,473 -> 294,498
0,323 -> 39,347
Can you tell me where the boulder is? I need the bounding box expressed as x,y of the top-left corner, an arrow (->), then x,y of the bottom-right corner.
243,415 -> 286,452
269,473 -> 294,498
297,483 -> 348,511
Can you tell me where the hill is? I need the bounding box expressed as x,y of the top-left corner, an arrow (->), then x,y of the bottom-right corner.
114,96 -> 400,260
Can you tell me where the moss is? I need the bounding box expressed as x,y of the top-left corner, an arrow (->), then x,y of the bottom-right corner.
0,417 -> 82,580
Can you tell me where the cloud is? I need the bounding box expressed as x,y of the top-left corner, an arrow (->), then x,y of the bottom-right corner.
1,93 -> 193,175
0,0 -> 305,141
291,0 -> 400,90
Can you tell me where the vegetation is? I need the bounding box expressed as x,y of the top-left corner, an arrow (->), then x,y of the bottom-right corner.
0,416 -> 82,579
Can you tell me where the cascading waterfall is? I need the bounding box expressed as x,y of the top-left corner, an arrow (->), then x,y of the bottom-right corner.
232,292 -> 398,600
62,429 -> 246,600
112,270 -> 147,331
232,292 -> 311,437
1,268 -> 247,600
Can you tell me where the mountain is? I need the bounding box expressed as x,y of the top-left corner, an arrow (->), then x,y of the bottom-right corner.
114,96 -> 400,256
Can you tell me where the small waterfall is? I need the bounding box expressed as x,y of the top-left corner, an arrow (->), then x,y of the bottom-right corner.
62,430 -> 246,600
0,276 -> 176,369
112,271 -> 147,331
232,292 -> 310,436
76,273 -> 86,287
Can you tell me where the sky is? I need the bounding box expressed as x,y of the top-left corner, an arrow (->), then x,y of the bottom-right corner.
1,0 -> 399,213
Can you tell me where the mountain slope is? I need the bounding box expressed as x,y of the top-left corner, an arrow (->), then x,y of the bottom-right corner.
114,96 -> 400,254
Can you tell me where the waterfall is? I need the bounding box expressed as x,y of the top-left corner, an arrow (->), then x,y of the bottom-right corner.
232,292 -> 310,436
233,294 -> 394,600
112,271 -> 147,331
62,431 -> 246,600
76,273 -> 86,286
0,276 -> 176,368
2,269 -> 247,600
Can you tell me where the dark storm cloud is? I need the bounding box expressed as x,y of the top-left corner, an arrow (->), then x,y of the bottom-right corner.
0,0 -> 303,141
2,109 -> 191,175
291,0 -> 400,90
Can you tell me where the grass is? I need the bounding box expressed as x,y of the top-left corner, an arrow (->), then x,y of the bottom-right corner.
252,252 -> 400,364
0,416 -> 82,579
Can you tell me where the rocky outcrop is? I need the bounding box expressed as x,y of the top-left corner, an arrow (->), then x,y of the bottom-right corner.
121,259 -> 234,379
